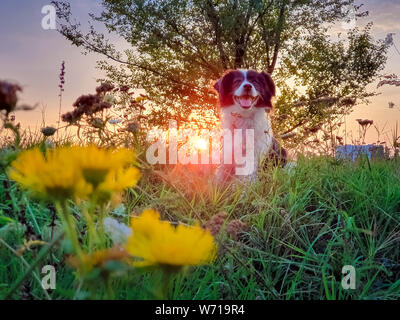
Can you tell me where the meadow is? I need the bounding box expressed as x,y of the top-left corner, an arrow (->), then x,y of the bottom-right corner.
1,135 -> 399,299
2,0 -> 400,302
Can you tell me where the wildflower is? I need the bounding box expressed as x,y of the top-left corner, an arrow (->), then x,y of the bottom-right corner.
98,167 -> 141,196
203,212 -> 227,236
61,108 -> 84,124
226,220 -> 247,240
356,119 -> 373,127
108,118 -> 122,125
126,122 -> 139,133
135,96 -> 147,103
73,94 -> 101,110
91,117 -> 104,129
9,148 -> 91,201
103,94 -> 116,105
119,85 -> 130,93
96,83 -> 115,95
9,146 -> 140,202
104,217 -> 132,244
0,81 -> 22,115
41,126 -> 57,137
69,145 -> 138,189
68,245 -> 129,273
92,101 -> 112,113
126,210 -> 217,269
58,61 -> 66,96
62,94 -> 111,124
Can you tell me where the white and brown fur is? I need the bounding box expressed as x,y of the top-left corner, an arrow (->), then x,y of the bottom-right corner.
214,69 -> 286,182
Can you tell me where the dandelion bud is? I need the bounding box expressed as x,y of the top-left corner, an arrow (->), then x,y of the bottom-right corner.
41,126 -> 57,137
91,117 -> 104,129
103,94 -> 116,105
126,122 -> 139,133
356,119 -> 373,127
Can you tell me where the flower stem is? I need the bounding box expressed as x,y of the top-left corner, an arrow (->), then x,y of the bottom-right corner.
105,276 -> 114,300
82,204 -> 100,252
55,201 -> 84,265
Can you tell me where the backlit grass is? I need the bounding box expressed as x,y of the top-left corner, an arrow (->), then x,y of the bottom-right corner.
1,154 -> 399,300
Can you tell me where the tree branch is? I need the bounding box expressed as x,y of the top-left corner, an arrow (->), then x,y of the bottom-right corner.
203,0 -> 229,70
268,4 -> 286,74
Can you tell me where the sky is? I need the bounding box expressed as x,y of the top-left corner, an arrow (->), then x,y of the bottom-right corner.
0,0 -> 104,128
0,0 -> 400,144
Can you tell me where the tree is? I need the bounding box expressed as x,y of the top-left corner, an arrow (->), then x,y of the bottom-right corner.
53,0 -> 388,147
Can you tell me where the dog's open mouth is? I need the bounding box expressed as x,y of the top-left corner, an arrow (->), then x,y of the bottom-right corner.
234,95 -> 259,109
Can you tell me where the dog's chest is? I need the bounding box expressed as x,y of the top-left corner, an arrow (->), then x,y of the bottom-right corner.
221,109 -> 273,157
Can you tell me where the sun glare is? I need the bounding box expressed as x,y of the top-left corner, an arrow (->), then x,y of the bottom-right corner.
194,138 -> 208,150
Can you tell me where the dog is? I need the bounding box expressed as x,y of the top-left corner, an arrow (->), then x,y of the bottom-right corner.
213,69 -> 287,183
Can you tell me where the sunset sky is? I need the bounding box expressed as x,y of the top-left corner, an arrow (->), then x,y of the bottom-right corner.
1,0 -> 399,144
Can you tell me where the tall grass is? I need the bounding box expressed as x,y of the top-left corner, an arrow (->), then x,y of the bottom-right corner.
1,154 -> 399,299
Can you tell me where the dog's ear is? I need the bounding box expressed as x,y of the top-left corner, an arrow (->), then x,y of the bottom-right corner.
255,71 -> 276,112
213,71 -> 237,107
213,79 -> 221,92
262,72 -> 276,97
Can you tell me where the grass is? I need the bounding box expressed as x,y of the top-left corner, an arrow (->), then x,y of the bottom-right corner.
1,150 -> 399,300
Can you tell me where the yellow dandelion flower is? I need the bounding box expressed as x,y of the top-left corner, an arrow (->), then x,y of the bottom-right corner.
9,146 -> 140,202
99,167 -> 141,193
9,148 -> 91,201
70,145 -> 137,188
126,209 -> 217,268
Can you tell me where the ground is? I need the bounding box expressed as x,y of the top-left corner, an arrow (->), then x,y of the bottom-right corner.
1,155 -> 400,300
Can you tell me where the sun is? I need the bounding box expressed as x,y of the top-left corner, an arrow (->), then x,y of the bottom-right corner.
194,137 -> 208,150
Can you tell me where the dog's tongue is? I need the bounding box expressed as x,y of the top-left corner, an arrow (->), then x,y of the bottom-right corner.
239,97 -> 252,108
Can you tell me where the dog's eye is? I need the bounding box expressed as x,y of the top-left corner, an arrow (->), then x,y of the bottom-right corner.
233,79 -> 242,86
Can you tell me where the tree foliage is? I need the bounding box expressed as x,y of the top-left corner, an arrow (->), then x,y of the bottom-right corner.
53,0 -> 388,146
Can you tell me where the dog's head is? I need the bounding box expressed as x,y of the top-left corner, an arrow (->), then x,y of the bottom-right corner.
213,69 -> 276,112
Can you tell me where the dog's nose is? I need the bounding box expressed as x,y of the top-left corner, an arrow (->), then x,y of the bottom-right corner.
243,84 -> 252,92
